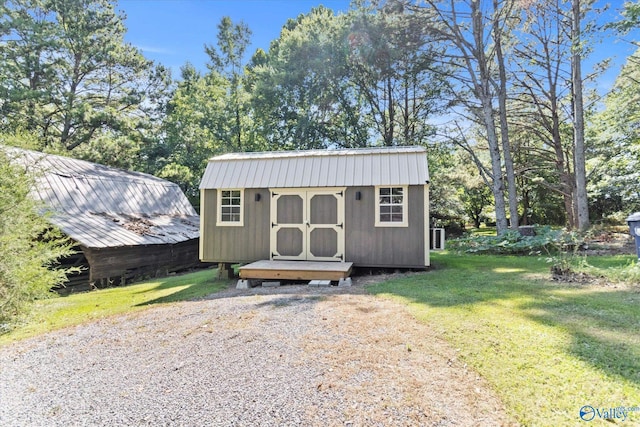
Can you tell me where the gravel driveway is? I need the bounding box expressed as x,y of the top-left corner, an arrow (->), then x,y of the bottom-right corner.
1,282 -> 513,426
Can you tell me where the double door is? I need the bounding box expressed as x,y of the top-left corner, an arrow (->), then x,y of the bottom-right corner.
270,188 -> 345,261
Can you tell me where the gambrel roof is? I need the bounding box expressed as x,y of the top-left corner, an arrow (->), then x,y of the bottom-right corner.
4,146 -> 199,248
200,146 -> 429,189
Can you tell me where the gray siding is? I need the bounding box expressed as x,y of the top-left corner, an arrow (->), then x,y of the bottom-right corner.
200,188 -> 270,263
345,186 -> 426,268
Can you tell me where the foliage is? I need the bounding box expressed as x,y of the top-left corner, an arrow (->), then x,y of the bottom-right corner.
608,1 -> 640,33
0,0 -> 170,157
0,144 -> 75,331
447,225 -> 580,255
368,252 -> 640,425
248,6 -> 369,149
144,65 -> 229,202
0,268 -> 227,344
205,16 -> 255,152
248,5 -> 449,149
588,47 -> 640,220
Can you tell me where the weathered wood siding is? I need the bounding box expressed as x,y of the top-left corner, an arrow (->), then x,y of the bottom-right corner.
200,188 -> 270,263
345,186 -> 426,268
83,239 -> 200,286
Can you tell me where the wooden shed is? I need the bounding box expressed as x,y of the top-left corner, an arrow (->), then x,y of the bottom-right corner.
199,146 -> 430,271
5,147 -> 201,291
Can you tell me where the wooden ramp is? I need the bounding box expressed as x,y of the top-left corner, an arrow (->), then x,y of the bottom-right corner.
239,260 -> 353,281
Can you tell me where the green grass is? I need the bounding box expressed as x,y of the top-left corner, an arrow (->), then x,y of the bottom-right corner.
0,268 -> 227,345
368,252 -> 640,426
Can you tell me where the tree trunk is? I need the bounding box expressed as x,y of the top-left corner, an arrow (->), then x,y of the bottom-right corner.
473,1 -> 508,234
482,100 -> 509,233
572,0 -> 590,231
493,0 -> 519,229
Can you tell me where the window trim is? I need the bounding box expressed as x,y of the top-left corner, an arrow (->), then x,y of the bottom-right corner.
216,189 -> 244,227
375,185 -> 408,227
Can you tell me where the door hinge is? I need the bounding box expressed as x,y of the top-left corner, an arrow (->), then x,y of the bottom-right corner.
337,223 -> 344,229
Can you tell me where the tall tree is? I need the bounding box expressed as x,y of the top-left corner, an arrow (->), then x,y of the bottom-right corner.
0,0 -> 60,135
416,0 -> 517,234
148,64 -> 228,202
571,0 -> 590,230
589,47 -> 640,218
205,16 -> 252,152
248,7 -> 368,149
0,0 -> 168,157
512,0 -> 578,228
511,0 -> 597,230
346,2 -> 449,147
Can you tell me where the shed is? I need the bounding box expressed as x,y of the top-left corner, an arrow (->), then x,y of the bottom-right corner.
199,146 -> 430,269
4,146 -> 201,291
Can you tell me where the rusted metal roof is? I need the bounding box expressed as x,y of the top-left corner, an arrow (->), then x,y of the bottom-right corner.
200,146 -> 429,189
4,147 -> 199,248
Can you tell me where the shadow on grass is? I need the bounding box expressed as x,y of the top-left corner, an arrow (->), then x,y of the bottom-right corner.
134,269 -> 229,306
367,253 -> 640,388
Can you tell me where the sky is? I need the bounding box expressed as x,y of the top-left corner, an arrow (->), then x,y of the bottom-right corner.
117,0 -> 638,91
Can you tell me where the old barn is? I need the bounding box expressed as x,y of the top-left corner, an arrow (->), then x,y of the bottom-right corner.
199,146 -> 430,280
6,147 -> 201,291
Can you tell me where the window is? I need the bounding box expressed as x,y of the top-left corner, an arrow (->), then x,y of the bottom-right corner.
375,186 -> 408,227
217,189 -> 243,226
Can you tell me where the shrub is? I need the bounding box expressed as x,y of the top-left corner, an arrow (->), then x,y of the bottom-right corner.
0,149 -> 75,332
448,226 -> 580,256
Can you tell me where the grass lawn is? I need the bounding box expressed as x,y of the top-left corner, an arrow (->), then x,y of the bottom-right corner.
368,252 -> 640,426
0,268 -> 227,345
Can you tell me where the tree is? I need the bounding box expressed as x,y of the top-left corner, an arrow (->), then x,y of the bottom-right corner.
205,16 -> 253,152
456,154 -> 493,228
510,0 -> 597,230
346,3 -> 449,147
248,7 -> 368,149
0,137 -> 75,329
0,0 -> 169,158
571,0 -> 590,231
147,63 -> 228,202
0,0 -> 60,136
589,47 -> 640,219
417,0 -> 518,234
512,0 -> 578,228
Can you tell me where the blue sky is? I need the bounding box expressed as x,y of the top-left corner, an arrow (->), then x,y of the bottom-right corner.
117,0 -> 638,91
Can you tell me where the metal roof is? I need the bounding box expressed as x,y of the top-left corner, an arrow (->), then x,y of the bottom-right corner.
200,146 -> 429,189
4,146 -> 199,249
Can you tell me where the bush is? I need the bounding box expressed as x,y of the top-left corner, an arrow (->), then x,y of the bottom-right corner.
0,149 -> 75,332
448,226 -> 580,255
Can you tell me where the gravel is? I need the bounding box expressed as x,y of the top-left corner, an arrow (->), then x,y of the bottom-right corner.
0,282 -> 514,426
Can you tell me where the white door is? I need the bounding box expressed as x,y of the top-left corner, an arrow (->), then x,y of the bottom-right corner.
270,188 -> 345,261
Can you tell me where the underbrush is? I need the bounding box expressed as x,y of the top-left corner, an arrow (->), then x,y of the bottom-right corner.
448,225 -> 578,255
